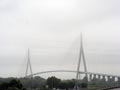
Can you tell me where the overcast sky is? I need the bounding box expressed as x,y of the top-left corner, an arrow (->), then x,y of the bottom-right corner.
0,0 -> 120,79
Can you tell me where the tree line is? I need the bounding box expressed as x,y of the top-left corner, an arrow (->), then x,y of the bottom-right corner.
0,76 -> 119,90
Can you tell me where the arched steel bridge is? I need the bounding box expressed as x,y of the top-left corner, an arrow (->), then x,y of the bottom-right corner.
26,69 -> 120,78
26,69 -> 120,90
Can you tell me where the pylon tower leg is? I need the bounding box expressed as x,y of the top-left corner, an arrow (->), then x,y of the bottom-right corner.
25,48 -> 33,78
74,33 -> 88,90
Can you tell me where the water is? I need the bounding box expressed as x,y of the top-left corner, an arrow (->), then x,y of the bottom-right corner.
110,88 -> 120,90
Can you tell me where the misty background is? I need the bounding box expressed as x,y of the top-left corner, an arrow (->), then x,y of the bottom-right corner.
0,0 -> 120,79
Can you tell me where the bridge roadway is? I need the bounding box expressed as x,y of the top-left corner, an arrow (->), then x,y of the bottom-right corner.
26,69 -> 120,78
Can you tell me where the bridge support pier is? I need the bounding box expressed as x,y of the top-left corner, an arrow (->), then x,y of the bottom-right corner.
101,75 -> 106,82
89,74 -> 92,81
98,75 -> 101,80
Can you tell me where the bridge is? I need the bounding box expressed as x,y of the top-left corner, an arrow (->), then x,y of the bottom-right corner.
26,70 -> 120,81
25,34 -> 120,90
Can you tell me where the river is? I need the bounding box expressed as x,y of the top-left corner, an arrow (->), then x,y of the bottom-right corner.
76,88 -> 120,90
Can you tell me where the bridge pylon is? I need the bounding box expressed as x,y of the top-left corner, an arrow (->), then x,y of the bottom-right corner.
74,33 -> 88,90
25,48 -> 33,78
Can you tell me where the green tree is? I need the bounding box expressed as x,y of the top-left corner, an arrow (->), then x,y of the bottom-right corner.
59,80 -> 75,89
81,83 -> 87,88
9,79 -> 23,89
0,79 -> 26,90
46,76 -> 61,89
0,82 -> 8,90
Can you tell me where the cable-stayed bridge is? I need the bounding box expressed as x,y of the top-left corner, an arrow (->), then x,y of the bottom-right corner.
25,34 -> 120,90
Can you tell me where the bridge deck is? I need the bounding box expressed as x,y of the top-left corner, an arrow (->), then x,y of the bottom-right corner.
26,69 -> 120,78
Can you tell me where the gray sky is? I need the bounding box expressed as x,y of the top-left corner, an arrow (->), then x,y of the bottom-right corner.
0,0 -> 120,79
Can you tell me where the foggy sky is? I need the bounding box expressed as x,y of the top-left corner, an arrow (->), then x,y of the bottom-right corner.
0,0 -> 120,78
